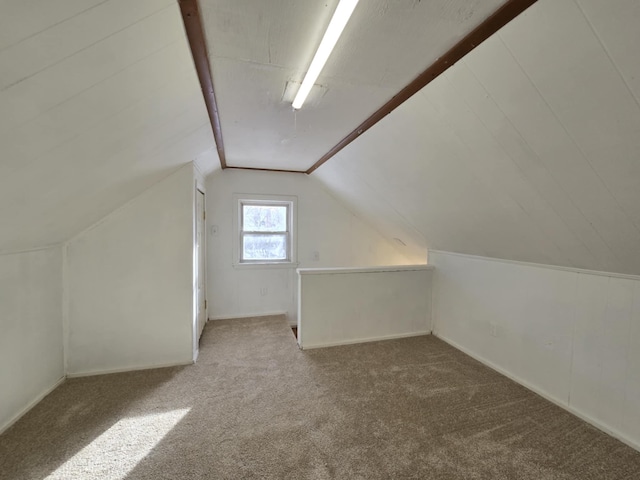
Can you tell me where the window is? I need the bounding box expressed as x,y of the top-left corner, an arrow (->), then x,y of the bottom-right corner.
234,195 -> 297,266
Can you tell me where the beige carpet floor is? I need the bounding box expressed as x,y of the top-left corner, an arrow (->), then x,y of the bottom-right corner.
2,315 -> 640,479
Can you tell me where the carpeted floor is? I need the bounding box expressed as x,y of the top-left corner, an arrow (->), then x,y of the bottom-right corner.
2,315 -> 640,479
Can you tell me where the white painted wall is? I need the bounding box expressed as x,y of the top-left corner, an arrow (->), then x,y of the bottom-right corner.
0,246 -> 64,433
206,169 -> 416,324
298,265 -> 433,349
66,165 -> 195,376
430,250 -> 640,451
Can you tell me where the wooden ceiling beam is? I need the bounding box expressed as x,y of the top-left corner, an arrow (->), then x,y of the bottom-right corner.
305,0 -> 539,175
225,166 -> 307,174
181,0 -> 538,174
179,0 -> 227,169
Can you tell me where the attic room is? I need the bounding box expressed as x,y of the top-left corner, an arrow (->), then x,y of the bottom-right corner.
1,0 -> 640,478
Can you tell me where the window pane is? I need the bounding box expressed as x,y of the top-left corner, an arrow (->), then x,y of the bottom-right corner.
242,234 -> 287,261
242,205 -> 287,232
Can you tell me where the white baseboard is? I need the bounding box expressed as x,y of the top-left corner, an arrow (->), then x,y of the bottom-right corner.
209,311 -> 288,321
435,333 -> 640,453
66,360 -> 194,378
0,376 -> 66,435
300,330 -> 430,350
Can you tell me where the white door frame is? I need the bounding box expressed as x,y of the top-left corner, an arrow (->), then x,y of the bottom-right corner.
196,188 -> 206,338
193,178 -> 207,361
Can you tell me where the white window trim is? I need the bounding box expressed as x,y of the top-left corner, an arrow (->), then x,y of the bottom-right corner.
232,193 -> 298,269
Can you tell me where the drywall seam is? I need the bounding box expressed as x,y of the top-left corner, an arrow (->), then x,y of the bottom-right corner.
301,331 -> 430,350
66,360 -> 194,378
0,242 -> 64,257
435,333 -> 640,453
0,376 -> 66,436
574,0 -> 640,119
429,250 -> 640,281
66,163 -> 192,242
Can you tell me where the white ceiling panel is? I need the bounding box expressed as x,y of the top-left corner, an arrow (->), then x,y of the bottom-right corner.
0,0 -> 107,51
209,55 -> 397,168
0,4 -> 183,132
0,0 -> 217,252
461,33 -> 623,271
0,0 -> 174,91
200,0 -> 504,169
445,61 -> 596,268
1,41 -> 194,178
496,0 -> 640,269
314,0 -> 640,275
576,0 -> 640,103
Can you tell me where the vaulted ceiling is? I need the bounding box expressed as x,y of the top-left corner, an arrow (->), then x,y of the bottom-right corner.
313,0 -> 640,275
200,0 -> 504,170
2,0 -> 640,276
0,0 -> 217,253
196,0 -> 640,275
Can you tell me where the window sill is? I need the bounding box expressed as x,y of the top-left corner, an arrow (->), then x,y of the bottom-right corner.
232,262 -> 300,270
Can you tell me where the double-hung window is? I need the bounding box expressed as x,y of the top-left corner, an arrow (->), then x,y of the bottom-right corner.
235,195 -> 296,265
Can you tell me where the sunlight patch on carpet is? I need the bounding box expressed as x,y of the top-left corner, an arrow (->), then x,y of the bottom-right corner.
45,408 -> 190,480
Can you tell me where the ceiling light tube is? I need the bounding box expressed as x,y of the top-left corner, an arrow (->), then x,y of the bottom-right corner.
292,0 -> 360,110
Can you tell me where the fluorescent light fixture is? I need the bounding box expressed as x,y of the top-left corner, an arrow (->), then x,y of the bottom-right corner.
292,0 -> 359,110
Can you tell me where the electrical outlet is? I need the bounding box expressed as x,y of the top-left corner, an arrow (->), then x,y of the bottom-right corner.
312,251 -> 320,261
490,322 -> 498,337
260,287 -> 268,296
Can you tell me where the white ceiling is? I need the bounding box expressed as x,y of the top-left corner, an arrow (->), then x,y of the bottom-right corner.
0,0 -> 218,253
314,0 -> 640,275
200,0 -> 504,170
4,0 -> 640,277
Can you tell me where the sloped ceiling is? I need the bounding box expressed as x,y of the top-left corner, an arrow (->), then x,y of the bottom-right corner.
200,0 -> 504,170
314,0 -> 640,275
4,0 -> 639,278
0,0 -> 218,253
